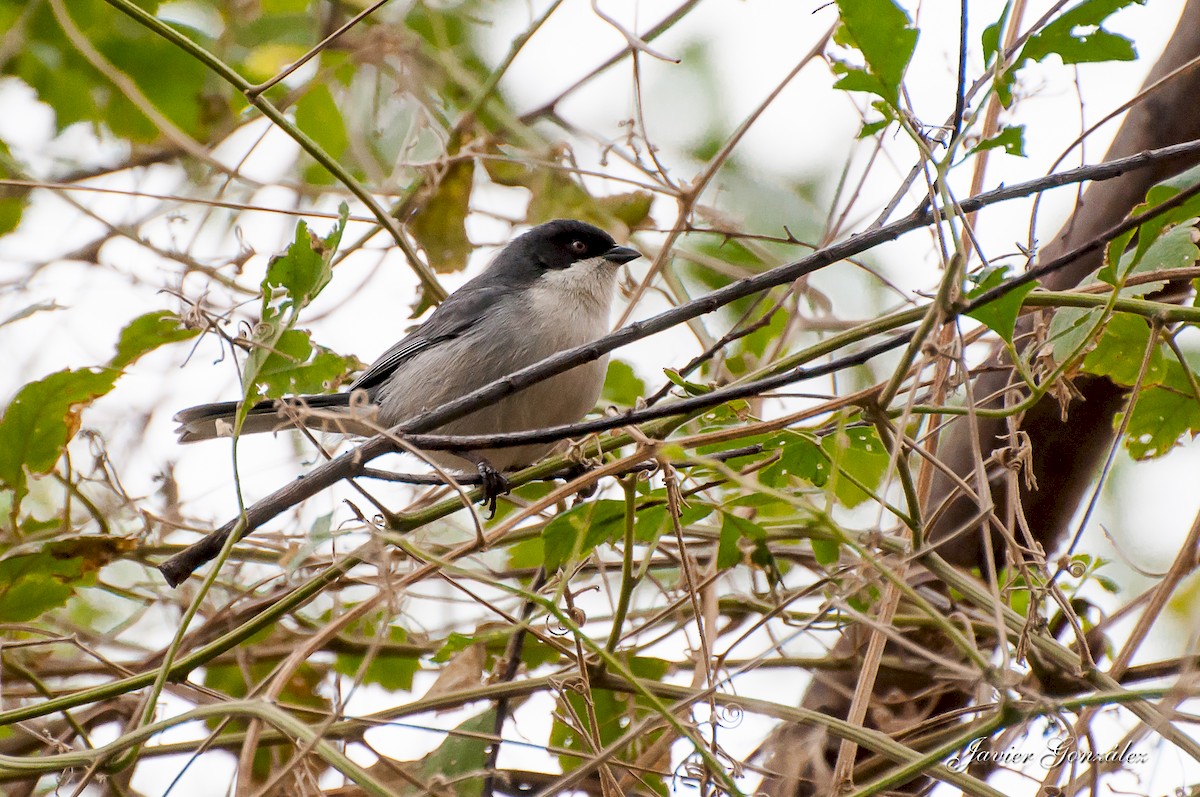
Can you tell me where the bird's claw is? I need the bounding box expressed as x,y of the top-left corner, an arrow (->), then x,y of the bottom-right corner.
475,460 -> 511,516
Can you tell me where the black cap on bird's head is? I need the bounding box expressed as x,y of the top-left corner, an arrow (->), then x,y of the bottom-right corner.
492,219 -> 641,279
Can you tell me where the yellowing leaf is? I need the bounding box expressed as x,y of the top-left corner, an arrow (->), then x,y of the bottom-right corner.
410,158 -> 475,272
0,368 -> 118,509
243,44 -> 308,82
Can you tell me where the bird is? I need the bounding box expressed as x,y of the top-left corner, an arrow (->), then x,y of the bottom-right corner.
174,218 -> 641,506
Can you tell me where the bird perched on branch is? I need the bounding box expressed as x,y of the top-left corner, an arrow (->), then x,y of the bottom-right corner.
175,219 -> 641,507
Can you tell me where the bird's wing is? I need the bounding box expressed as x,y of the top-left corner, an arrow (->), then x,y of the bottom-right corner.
349,281 -> 504,393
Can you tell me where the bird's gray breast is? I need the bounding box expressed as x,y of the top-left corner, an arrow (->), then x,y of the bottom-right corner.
373,279 -> 612,470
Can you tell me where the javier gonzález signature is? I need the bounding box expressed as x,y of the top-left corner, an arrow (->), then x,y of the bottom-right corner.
947,737 -> 1149,771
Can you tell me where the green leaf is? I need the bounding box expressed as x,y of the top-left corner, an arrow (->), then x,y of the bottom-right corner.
631,499 -> 712,544
811,537 -> 841,567
7,3 -> 227,142
858,117 -> 891,138
969,125 -> 1026,157
831,63 -> 895,106
715,516 -> 744,573
982,2 -> 1012,65
483,155 -> 650,233
238,207 -> 348,423
0,368 -> 118,507
596,191 -> 654,230
993,66 -> 1017,108
760,430 -> 829,488
433,631 -> 480,664
0,141 -> 29,235
628,655 -> 671,680
820,426 -> 890,509
833,0 -> 918,107
1137,165 -> 1200,233
262,0 -> 309,11
333,626 -> 419,691
102,29 -> 214,140
717,512 -> 779,584
396,710 -> 496,796
1124,360 -> 1200,459
1080,314 -> 1165,386
542,500 -> 627,571
602,360 -> 645,406
1101,217 -> 1200,286
550,687 -> 625,771
1046,306 -> 1105,364
547,662 -> 668,791
433,628 -> 560,669
525,168 -> 602,225
729,303 -> 790,375
490,481 -> 557,527
410,158 -> 475,272
204,659 -> 328,745
847,584 -> 880,613
111,311 -> 199,369
662,368 -> 711,396
264,213 -> 343,312
964,266 -> 1037,343
1138,222 -> 1197,283
994,0 -> 1143,107
693,419 -> 761,457
254,328 -> 358,396
294,83 -> 350,186
0,547 -> 109,622
1019,0 -> 1144,66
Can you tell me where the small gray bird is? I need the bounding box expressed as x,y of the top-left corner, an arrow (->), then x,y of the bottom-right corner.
174,218 -> 641,503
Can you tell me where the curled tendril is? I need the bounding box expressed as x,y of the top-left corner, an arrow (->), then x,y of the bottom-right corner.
670,750 -> 740,794
715,703 -> 744,729
552,674 -> 586,694
670,754 -> 707,788
545,615 -> 571,636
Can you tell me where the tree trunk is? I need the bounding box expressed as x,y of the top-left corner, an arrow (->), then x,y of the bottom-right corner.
755,4 -> 1200,793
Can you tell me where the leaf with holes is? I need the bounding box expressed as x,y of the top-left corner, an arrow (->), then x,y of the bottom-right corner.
831,0 -> 918,107
1080,314 -> 1166,386
820,426 -> 890,509
1124,361 -> 1200,459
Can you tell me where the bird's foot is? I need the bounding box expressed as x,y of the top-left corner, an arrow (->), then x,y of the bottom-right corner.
474,459 -> 511,516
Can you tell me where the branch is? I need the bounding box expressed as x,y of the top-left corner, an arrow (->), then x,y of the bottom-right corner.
156,139 -> 1200,586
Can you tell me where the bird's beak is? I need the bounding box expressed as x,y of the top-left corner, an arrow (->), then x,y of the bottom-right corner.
603,245 -> 641,264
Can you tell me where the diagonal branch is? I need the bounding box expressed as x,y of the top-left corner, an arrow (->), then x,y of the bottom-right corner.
158,141 -> 1200,585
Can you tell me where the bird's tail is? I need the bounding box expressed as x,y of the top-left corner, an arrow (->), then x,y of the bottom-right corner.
174,393 -> 379,442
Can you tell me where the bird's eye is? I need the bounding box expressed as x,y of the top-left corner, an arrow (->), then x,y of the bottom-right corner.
570,240 -> 587,254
